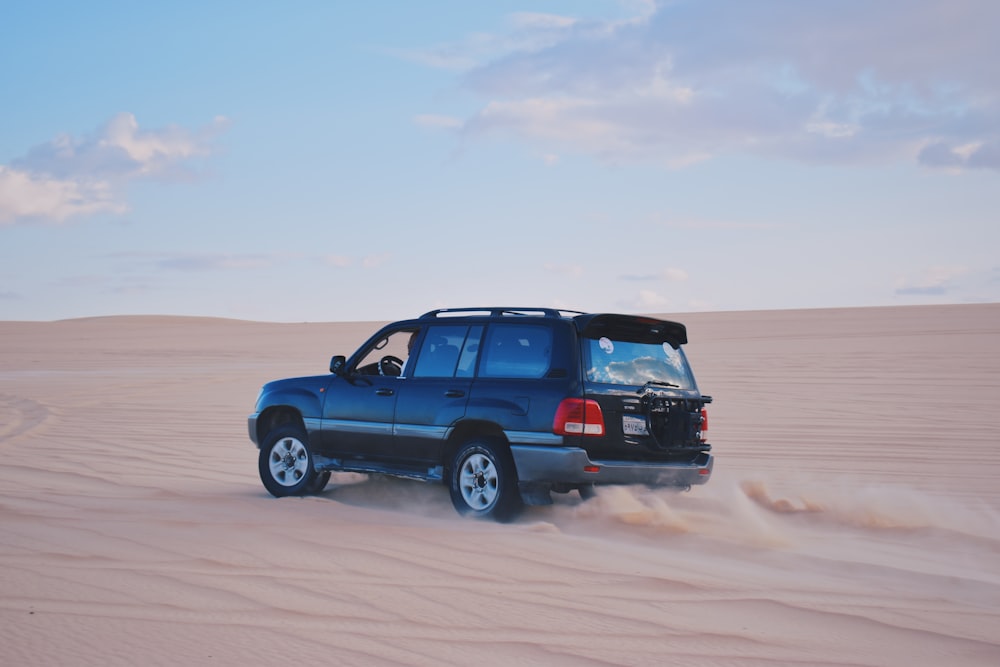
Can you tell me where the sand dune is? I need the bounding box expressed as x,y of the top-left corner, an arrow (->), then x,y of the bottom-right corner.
1,305 -> 998,666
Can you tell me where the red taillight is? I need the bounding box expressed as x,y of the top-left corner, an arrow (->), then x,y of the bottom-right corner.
699,407 -> 708,440
553,398 -> 605,436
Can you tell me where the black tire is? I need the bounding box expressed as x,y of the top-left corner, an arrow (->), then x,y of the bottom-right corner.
449,438 -> 521,521
258,424 -> 320,497
305,471 -> 332,495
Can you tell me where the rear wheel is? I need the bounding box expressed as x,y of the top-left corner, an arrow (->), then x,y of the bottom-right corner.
449,439 -> 521,521
259,424 -> 320,497
305,471 -> 332,495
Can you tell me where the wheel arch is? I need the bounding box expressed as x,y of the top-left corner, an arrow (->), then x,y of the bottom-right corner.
443,419 -> 508,476
254,406 -> 306,447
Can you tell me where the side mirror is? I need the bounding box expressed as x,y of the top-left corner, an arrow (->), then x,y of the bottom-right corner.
329,355 -> 346,375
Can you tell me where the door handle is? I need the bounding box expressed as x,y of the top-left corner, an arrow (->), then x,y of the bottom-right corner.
375,388 -> 395,396
444,389 -> 465,398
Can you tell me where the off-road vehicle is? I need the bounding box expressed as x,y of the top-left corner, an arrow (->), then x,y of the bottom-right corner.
248,307 -> 713,519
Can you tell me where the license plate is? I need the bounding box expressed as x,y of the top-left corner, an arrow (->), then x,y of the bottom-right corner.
622,415 -> 649,436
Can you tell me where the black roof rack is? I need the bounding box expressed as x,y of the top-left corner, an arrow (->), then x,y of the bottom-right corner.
420,307 -> 585,320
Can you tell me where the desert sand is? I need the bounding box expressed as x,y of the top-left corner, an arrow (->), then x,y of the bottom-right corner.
1,304 -> 998,666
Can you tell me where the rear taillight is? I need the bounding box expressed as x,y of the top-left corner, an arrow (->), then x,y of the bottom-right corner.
699,407 -> 708,440
553,398 -> 605,436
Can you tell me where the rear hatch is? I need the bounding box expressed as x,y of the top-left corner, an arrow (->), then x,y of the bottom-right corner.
573,314 -> 711,462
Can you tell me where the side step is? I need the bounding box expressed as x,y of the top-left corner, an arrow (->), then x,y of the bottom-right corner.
312,454 -> 444,483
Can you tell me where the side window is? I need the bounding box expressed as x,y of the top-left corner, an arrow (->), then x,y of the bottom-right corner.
353,328 -> 415,376
412,325 -> 469,378
479,324 -> 552,379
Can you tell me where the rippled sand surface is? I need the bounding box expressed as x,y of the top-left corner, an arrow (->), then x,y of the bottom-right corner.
2,305 -> 998,666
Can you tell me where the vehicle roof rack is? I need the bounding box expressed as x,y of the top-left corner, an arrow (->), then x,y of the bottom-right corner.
420,307 -> 585,320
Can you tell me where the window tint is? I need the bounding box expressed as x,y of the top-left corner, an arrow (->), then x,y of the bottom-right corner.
413,325 -> 469,378
480,324 -> 552,379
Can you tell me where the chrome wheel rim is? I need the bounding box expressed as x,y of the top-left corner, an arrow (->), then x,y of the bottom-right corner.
458,452 -> 499,510
268,436 -> 309,487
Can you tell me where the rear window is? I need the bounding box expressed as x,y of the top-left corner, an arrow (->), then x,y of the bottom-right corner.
583,337 -> 696,389
479,324 -> 552,379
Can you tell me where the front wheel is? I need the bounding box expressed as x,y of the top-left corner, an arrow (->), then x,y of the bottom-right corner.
259,424 -> 320,497
449,439 -> 521,521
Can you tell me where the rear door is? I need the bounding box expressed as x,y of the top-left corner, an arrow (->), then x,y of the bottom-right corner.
389,324 -> 480,465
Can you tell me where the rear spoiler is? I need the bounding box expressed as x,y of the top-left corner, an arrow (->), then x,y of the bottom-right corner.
573,314 -> 688,348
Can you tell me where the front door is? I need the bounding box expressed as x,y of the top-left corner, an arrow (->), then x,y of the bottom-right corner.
320,374 -> 399,461
318,326 -> 414,461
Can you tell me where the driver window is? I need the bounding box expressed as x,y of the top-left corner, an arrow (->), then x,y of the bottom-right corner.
354,328 -> 418,376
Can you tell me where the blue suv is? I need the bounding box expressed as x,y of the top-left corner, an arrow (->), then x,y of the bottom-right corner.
248,308 -> 713,520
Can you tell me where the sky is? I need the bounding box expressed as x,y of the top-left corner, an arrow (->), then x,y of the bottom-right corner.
1,0 -> 998,322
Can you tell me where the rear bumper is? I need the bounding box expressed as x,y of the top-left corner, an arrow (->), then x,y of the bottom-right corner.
510,445 -> 713,487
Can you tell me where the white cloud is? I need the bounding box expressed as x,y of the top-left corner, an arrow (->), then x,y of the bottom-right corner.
806,118 -> 860,139
621,267 -> 689,282
0,166 -> 125,224
323,255 -> 354,268
157,254 -> 274,271
421,1 -> 1000,171
106,251 -> 282,272
661,267 -> 689,282
634,289 -> 669,309
471,97 -> 638,158
99,112 -> 200,171
509,12 -> 578,30
323,254 -> 398,269
361,253 -> 391,269
1,113 -> 229,225
895,266 -> 969,296
392,11 -> 577,73
918,139 -> 1000,170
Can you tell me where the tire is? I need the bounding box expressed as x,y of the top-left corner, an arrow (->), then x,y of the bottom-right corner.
305,471 -> 332,495
258,424 -> 320,497
449,439 -> 521,521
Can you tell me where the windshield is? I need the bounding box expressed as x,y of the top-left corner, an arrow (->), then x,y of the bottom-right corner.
583,337 -> 697,389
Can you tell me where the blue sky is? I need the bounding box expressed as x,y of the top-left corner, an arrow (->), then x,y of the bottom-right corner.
2,0 -> 998,322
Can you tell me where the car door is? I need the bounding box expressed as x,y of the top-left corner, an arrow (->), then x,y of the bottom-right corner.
319,373 -> 398,461
318,326 -> 413,462
388,324 -> 480,465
